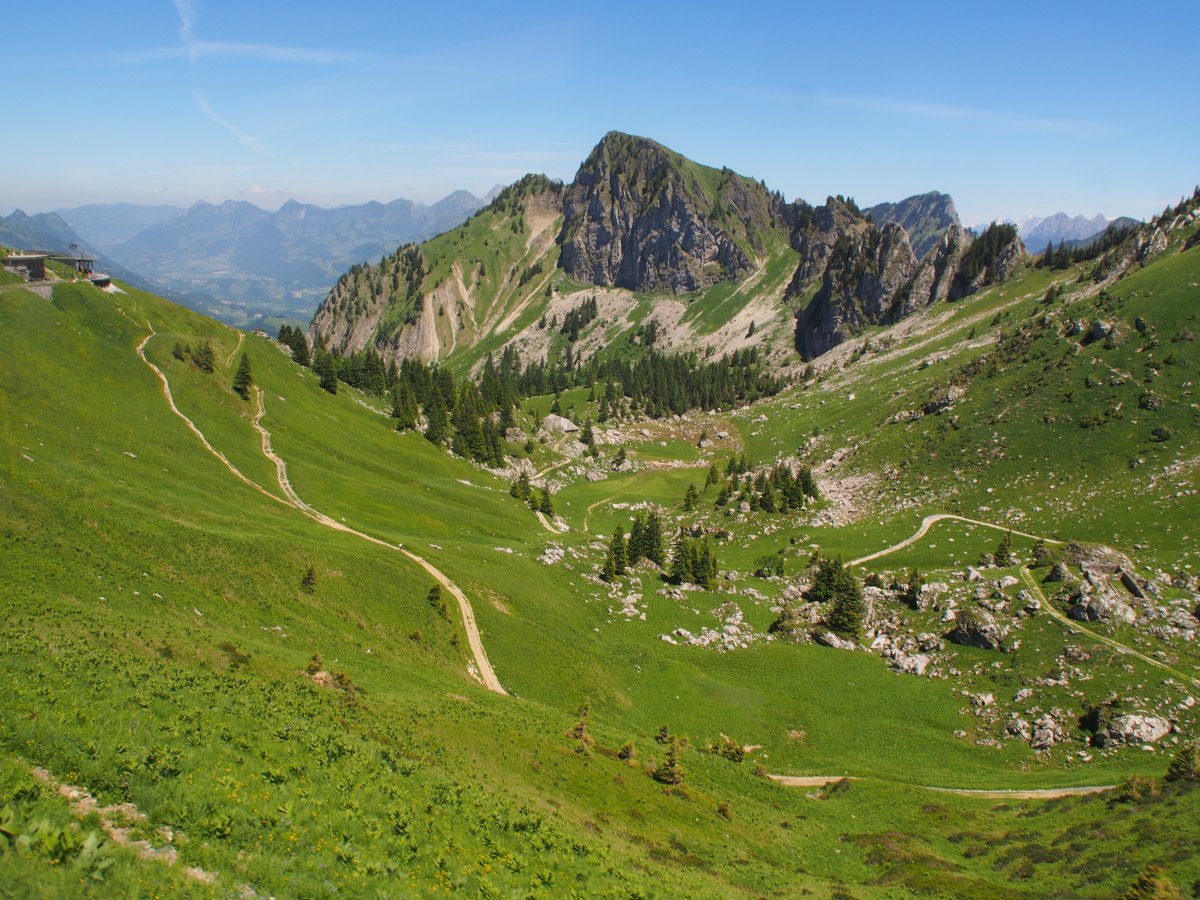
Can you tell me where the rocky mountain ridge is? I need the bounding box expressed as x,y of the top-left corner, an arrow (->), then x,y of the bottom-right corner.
559,131 -> 789,293
317,133 -> 1180,372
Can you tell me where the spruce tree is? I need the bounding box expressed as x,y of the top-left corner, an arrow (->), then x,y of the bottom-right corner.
314,350 -> 337,394
609,524 -> 628,576
424,389 -> 448,445
539,488 -> 555,517
231,352 -> 253,400
392,382 -> 418,431
644,511 -> 666,567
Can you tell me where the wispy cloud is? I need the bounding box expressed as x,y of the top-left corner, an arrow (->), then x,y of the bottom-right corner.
192,92 -> 265,152
731,86 -> 1106,137
121,1 -> 360,64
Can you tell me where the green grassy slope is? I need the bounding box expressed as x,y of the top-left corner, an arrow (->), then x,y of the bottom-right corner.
3,237 -> 1200,896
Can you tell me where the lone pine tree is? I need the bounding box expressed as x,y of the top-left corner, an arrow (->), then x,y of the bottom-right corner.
232,352 -> 253,400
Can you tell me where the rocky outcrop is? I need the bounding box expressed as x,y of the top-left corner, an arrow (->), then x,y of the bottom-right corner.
793,217 -> 918,359
1095,714 -> 1171,747
865,191 -> 960,259
946,609 -> 1010,651
785,197 -> 871,293
886,224 -> 969,320
558,132 -> 784,293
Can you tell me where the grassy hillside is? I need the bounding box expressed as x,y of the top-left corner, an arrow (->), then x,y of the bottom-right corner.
3,222 -> 1200,896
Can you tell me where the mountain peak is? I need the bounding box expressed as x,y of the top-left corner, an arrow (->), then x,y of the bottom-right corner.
560,133 -> 784,293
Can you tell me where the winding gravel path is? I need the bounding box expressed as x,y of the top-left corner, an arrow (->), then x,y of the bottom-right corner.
130,316 -> 506,696
767,773 -> 1114,799
847,513 -> 1062,567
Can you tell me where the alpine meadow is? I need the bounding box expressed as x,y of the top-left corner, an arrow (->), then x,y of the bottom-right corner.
2,2 -> 1200,897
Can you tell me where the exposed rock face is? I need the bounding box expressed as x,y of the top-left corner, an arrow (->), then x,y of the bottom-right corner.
865,191 -> 960,259
558,132 -> 784,293
887,224 -> 970,320
785,197 -> 871,293
1068,592 -> 1136,624
793,217 -> 918,359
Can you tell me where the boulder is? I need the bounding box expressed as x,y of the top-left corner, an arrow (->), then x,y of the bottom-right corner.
815,631 -> 857,651
946,609 -> 1009,651
1006,717 -> 1032,741
1030,713 -> 1064,750
1099,714 -> 1171,747
890,653 -> 930,676
1045,562 -> 1071,583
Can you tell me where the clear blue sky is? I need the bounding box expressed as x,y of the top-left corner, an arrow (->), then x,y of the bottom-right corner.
3,0 -> 1197,224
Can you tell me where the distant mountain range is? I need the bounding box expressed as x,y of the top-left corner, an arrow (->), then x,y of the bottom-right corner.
966,212 -> 1143,253
1017,212 -> 1142,252
47,191 -> 497,326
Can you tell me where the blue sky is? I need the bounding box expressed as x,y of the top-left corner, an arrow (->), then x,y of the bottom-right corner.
3,0 -> 1197,224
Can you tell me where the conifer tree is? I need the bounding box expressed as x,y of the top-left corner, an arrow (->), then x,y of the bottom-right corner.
539,488 -> 555,517
392,381 -> 418,431
609,524 -> 628,576
314,350 -> 337,394
424,388 -> 448,445
231,352 -> 253,400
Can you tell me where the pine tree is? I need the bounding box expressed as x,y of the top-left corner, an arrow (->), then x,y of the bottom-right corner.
392,381 -> 418,431
231,352 -> 253,400
826,576 -> 865,641
609,524 -> 628,576
600,548 -> 618,583
193,341 -> 215,373
314,350 -> 337,394
682,483 -> 699,511
644,511 -> 665,567
424,389 -> 448,445
510,471 -> 531,502
653,738 -> 686,785
300,566 -> 316,593
539,488 -> 555,517
705,463 -> 720,488
995,531 -> 1014,566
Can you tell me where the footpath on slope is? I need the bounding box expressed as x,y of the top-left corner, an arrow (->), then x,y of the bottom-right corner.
770,509 -> 1200,794
249,386 -> 506,695
847,513 -> 1063,568
766,773 -> 1114,799
127,315 -> 506,696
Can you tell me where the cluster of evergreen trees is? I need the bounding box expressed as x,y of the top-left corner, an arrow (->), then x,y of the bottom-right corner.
599,511 -> 668,582
1035,222 -> 1139,270
770,553 -> 865,641
172,339 -> 215,373
276,324 -> 310,366
508,472 -> 555,517
709,457 -> 819,513
669,534 -> 719,589
504,346 -> 780,419
954,221 -> 1019,290
558,295 -> 599,342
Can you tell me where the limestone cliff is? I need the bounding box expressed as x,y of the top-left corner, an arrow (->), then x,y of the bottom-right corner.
793,220 -> 918,359
866,191 -> 960,260
558,132 -> 786,293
